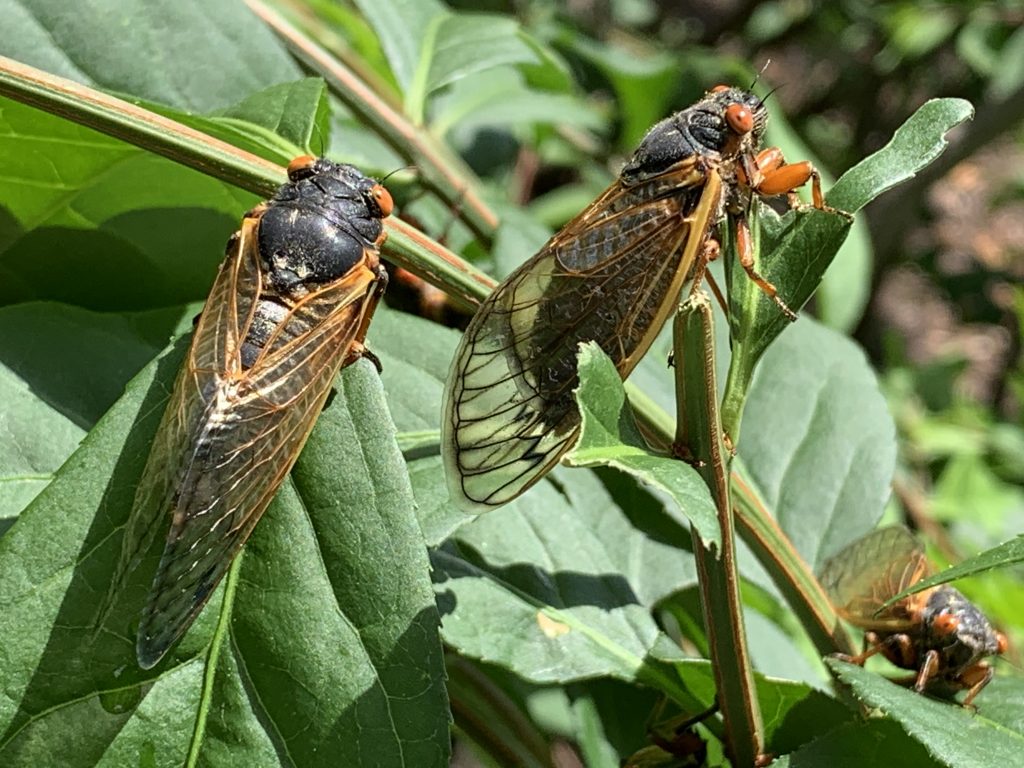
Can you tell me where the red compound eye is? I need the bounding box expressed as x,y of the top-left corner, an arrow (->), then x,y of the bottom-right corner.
711,84 -> 730,93
997,632 -> 1009,654
725,103 -> 754,135
371,183 -> 394,217
287,155 -> 317,180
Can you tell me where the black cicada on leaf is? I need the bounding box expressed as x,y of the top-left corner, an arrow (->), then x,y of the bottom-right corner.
114,156 -> 392,669
442,85 -> 823,511
821,526 -> 1006,707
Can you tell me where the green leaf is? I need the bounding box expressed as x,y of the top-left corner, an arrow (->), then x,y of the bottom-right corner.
0,347 -> 450,765
425,15 -> 540,97
723,204 -> 853,407
827,660 -> 1024,767
0,97 -> 255,309
826,98 -> 974,214
434,466 -> 697,692
0,302 -> 191,525
216,77 -> 331,153
431,69 -> 602,138
350,0 -> 446,93
738,319 -> 897,571
367,305 -> 475,544
0,0 -> 301,113
650,660 -> 853,756
772,719 -> 942,768
565,343 -> 719,549
406,13 -> 546,124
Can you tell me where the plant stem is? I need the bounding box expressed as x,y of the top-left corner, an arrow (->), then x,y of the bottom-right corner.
0,55 -> 495,310
673,291 -> 762,767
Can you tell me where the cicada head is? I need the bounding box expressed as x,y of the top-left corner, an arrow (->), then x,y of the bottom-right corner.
258,157 -> 393,295
921,585 -> 1006,674
622,86 -> 768,184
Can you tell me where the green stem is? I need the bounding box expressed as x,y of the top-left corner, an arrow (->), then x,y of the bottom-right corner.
673,292 -> 762,767
0,55 -> 494,309
185,551 -> 243,766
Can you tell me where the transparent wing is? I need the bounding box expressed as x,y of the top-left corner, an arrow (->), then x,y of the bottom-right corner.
819,526 -> 931,631
130,218 -> 382,668
442,161 -> 721,511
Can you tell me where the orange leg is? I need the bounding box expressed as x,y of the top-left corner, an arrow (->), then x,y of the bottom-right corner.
836,632 -> 912,667
959,663 -> 994,709
742,147 -> 824,209
733,214 -> 797,321
913,650 -> 941,693
343,264 -> 389,372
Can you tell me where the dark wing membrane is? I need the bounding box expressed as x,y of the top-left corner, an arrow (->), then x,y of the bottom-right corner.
819,526 -> 931,631
133,219 -> 381,668
442,161 -> 721,511
101,223 -> 263,634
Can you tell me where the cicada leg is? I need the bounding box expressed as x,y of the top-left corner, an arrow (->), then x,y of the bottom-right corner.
732,212 -> 798,321
730,146 -> 827,321
742,147 -> 824,209
835,631 -> 914,667
958,662 -> 994,709
343,263 -> 390,372
913,649 -> 941,693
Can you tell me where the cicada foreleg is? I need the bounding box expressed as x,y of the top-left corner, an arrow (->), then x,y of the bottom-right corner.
343,263 -> 390,373
731,146 -> 826,321
743,147 -> 824,210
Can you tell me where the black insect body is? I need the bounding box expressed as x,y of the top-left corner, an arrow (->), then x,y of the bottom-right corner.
442,86 -> 821,511
113,156 -> 392,669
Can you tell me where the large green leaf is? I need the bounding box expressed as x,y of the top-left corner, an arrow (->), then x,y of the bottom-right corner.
773,719 -> 942,768
350,0 -> 446,94
0,0 -> 300,113
739,319 -> 897,570
215,77 -> 331,154
0,97 -> 255,309
422,15 -> 541,98
0,347 -> 450,766
0,302 -> 192,525
433,466 -> 697,688
828,660 -> 1024,768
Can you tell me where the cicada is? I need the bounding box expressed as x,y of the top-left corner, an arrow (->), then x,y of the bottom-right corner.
120,156 -> 392,669
442,85 -> 823,511
820,526 -> 1007,707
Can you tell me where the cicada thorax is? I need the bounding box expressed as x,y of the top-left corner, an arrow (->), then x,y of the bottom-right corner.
240,157 -> 391,368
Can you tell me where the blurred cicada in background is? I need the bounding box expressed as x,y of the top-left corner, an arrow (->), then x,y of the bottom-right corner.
821,526 -> 1007,707
442,85 -> 823,511
116,156 -> 392,669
